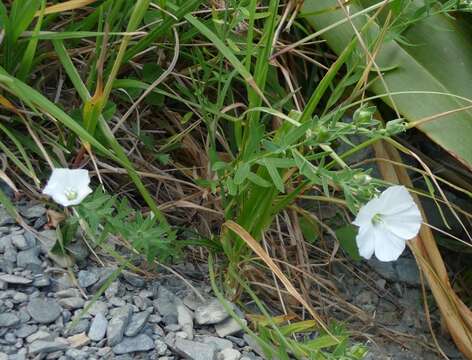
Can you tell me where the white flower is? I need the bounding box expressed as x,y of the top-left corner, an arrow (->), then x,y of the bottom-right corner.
353,185 -> 422,262
42,168 -> 92,207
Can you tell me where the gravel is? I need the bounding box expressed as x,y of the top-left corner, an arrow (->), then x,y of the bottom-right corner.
112,334 -> 155,354
107,305 -> 132,346
27,298 -> 62,324
88,312 -> 108,341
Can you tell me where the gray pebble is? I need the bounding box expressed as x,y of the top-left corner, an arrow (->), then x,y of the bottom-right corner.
200,336 -> 233,351
217,349 -> 241,360
16,247 -> 42,269
65,319 -> 90,336
15,324 -> 37,338
0,274 -> 31,285
77,270 -> 98,289
0,313 -> 19,327
58,297 -> 85,310
88,313 -> 108,342
195,299 -> 229,325
21,205 -> 46,219
155,339 -> 168,355
125,310 -> 151,337
11,235 -> 29,250
27,298 -> 62,324
56,289 -> 81,298
171,338 -> 216,360
29,338 -> 68,354
107,305 -> 132,346
26,330 -> 52,343
112,334 -> 155,354
122,271 -> 145,288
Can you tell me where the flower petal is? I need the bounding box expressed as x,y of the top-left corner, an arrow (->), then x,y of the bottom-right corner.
353,196 -> 383,227
74,185 -> 93,205
376,185 -> 417,215
373,226 -> 406,262
383,204 -> 422,239
42,168 -> 69,196
355,224 -> 376,259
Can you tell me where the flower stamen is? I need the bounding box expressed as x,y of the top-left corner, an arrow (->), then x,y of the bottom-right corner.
371,213 -> 383,225
64,188 -> 78,201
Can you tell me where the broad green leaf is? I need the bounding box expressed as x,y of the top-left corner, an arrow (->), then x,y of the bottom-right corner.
335,224 -> 361,261
303,0 -> 472,170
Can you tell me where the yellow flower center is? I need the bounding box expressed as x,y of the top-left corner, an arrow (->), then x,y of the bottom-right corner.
371,213 -> 383,225
64,188 -> 78,201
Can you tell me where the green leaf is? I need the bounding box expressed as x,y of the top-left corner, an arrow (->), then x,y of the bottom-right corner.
234,163 -> 251,185
247,172 -> 272,188
303,0 -> 472,170
335,225 -> 361,261
262,159 -> 285,193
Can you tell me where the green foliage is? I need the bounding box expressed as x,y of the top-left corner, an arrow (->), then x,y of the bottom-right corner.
67,189 -> 177,262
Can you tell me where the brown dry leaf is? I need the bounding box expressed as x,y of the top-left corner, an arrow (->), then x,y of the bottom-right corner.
47,209 -> 66,228
373,139 -> 472,359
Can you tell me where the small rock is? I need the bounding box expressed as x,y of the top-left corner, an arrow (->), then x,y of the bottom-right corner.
195,299 -> 229,325
124,310 -> 151,337
112,334 -> 155,354
12,292 -> 28,303
15,324 -> 38,338
58,297 -> 85,310
0,313 -> 19,327
66,240 -> 89,263
26,330 -> 52,343
172,338 -> 216,360
29,338 -> 68,354
22,205 -> 46,219
201,336 -> 233,351
16,247 -> 42,268
67,332 -> 90,348
107,305 -> 132,346
109,297 -> 126,307
11,235 -> 29,250
176,331 -> 188,339
105,281 -> 120,299
38,230 -> 57,253
177,303 -> 194,340
83,300 -> 108,316
97,347 -> 112,357
0,353 -> 7,360
215,317 -> 246,337
51,273 -> 74,291
65,348 -> 88,360
27,298 -> 62,324
164,323 -> 181,332
0,274 -> 32,285
218,349 -> 241,360
155,339 -> 168,355
155,287 -> 178,325
122,271 -> 145,288
368,257 -> 420,286
56,289 -> 81,298
183,293 -> 206,310
65,319 -> 90,336
33,274 -> 51,287
88,313 -> 108,342
77,270 -> 98,288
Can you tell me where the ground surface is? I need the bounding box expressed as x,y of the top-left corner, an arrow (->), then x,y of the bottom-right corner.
0,200 -> 466,359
